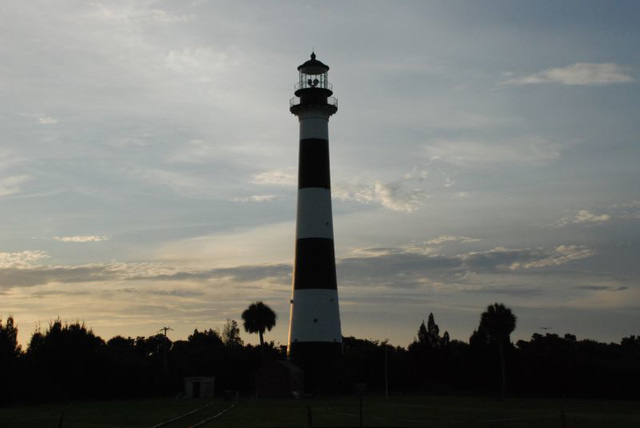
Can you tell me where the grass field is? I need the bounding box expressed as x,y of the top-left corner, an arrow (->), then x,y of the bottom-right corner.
1,395 -> 639,428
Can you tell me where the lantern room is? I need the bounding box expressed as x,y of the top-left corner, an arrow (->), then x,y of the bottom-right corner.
290,52 -> 338,116
297,52 -> 331,91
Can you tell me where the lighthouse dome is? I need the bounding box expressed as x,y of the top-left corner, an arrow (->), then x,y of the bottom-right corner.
297,52 -> 329,75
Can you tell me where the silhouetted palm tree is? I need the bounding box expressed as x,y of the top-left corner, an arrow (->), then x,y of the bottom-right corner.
479,303 -> 516,399
241,302 -> 277,347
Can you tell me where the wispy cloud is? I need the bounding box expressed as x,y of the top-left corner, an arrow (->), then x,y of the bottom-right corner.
130,263 -> 291,283
253,167 -> 430,212
343,243 -> 595,290
507,245 -> 595,270
333,180 -> 429,213
352,236 -> 479,257
128,167 -> 211,197
0,150 -> 22,170
38,116 -> 58,125
461,245 -> 595,272
403,166 -> 429,181
0,175 -> 32,197
426,235 -> 480,245
575,285 -> 629,292
503,63 -> 634,86
0,251 -> 49,269
425,137 -> 564,166
556,210 -> 611,227
91,3 -> 193,25
166,140 -> 216,163
164,48 -> 235,83
611,200 -> 640,220
53,236 -> 110,243
251,168 -> 297,186
232,195 -> 279,203
0,258 -> 290,290
147,8 -> 193,24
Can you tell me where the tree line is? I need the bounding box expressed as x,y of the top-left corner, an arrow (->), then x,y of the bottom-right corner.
1,302 -> 639,405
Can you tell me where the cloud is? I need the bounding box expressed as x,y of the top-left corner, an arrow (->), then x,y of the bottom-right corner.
461,245 -> 595,272
426,235 -> 480,246
425,137 -> 564,166
131,263 -> 291,284
611,200 -> 640,220
147,9 -> 192,24
339,242 -> 596,292
503,63 -> 634,86
128,167 -> 211,197
462,286 -> 542,297
0,150 -> 23,170
0,258 -> 291,290
164,48 -> 235,82
0,264 -> 123,288
232,195 -> 279,203
91,3 -> 192,25
166,140 -> 216,163
403,166 -> 429,181
339,252 -> 462,289
354,236 -> 480,258
254,167 -> 430,212
508,245 -> 595,270
574,210 -> 610,224
333,180 -> 429,213
556,210 -> 611,227
575,285 -> 629,292
53,236 -> 110,243
118,288 -> 205,298
0,251 -> 49,269
454,192 -> 472,198
38,116 -> 58,125
0,175 -> 32,197
251,168 -> 297,186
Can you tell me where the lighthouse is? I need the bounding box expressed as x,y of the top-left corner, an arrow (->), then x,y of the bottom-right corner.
287,53 -> 343,376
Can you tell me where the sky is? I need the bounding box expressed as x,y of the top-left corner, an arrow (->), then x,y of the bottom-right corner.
1,1 -> 639,348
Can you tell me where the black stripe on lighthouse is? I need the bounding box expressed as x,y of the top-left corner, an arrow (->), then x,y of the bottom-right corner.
298,138 -> 330,189
293,239 -> 337,290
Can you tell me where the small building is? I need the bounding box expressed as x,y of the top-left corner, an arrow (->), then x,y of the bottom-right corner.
255,360 -> 304,398
184,376 -> 215,398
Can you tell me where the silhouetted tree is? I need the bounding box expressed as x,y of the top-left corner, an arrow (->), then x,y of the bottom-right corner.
0,316 -> 21,359
180,328 -> 224,376
408,313 -> 454,392
104,336 -> 152,398
621,335 -> 640,348
478,303 -> 516,399
222,319 -> 244,347
241,302 -> 276,347
0,316 -> 22,404
26,319 -> 105,400
442,331 -> 450,346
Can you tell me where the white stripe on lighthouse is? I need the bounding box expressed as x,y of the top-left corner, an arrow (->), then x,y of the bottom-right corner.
288,289 -> 342,343
296,188 -> 334,239
300,113 -> 329,140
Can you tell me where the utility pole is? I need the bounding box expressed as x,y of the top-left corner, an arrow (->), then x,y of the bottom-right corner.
159,326 -> 173,374
384,345 -> 389,399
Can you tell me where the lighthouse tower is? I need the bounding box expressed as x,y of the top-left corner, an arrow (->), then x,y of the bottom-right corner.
287,53 -> 342,373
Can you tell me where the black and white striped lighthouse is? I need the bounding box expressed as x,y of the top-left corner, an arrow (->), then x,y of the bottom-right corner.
287,53 -> 342,370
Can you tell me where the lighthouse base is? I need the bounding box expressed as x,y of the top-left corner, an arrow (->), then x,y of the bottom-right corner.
289,341 -> 343,394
